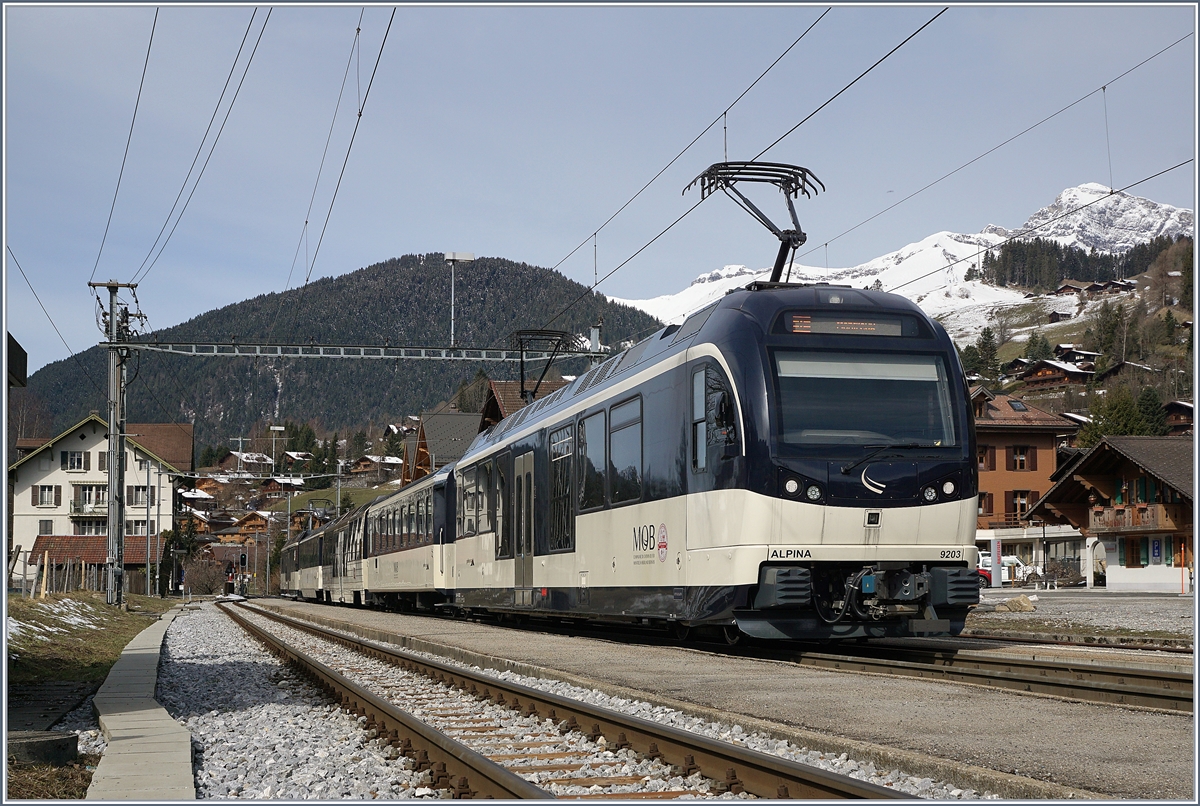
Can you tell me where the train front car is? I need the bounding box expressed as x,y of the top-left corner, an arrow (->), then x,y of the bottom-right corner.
716,283 -> 979,640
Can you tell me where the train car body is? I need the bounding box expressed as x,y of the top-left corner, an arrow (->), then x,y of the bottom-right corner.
447,283 -> 979,639
295,528 -> 329,601
361,467 -> 455,610
327,505 -> 369,605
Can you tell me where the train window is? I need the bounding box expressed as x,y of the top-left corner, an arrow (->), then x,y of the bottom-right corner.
496,459 -> 511,558
425,493 -> 433,542
463,466 -> 477,535
692,371 -> 707,472
549,425 -> 575,552
609,397 -> 642,504
578,411 -> 606,511
478,461 -> 493,533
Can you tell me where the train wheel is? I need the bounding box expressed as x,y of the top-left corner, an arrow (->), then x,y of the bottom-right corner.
668,622 -> 690,642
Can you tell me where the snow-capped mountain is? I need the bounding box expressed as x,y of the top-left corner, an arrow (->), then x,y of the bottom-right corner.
610,183 -> 1193,344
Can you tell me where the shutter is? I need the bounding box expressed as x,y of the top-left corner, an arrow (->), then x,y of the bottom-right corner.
150,520 -> 156,536
986,493 -> 994,514
74,521 -> 82,536
54,486 -> 62,507
986,446 -> 996,471
1006,448 -> 1015,471
1139,537 -> 1149,566
74,485 -> 81,504
1031,490 -> 1040,508
31,486 -> 38,506
61,451 -> 68,470
149,487 -> 155,507
1005,492 -> 1015,514
1028,447 -> 1037,472
84,451 -> 91,471
99,452 -> 107,472
127,485 -> 134,503
1117,537 -> 1126,566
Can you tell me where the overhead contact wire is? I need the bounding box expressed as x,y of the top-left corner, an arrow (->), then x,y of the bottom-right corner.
89,7 -> 158,288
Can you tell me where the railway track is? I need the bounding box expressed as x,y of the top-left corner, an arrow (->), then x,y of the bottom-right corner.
218,602 -> 905,799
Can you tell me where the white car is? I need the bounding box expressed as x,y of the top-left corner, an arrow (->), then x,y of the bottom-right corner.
978,552 -> 1042,584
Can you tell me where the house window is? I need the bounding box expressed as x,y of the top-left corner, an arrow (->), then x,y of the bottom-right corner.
125,520 -> 155,536
977,446 -> 995,471
75,519 -> 107,536
127,486 -> 154,507
64,451 -> 86,470
38,485 -> 56,506
38,519 -> 54,536
1013,447 -> 1027,470
978,492 -> 993,515
1013,490 -> 1030,519
136,458 -> 148,472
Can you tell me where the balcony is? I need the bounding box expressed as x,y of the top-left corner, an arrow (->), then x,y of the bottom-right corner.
1088,503 -> 1185,534
69,501 -> 108,517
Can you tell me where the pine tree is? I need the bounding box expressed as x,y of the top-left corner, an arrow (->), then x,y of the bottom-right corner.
1024,332 -> 1052,361
976,328 -> 999,379
959,344 -> 982,376
1078,385 -> 1147,447
1135,386 -> 1168,435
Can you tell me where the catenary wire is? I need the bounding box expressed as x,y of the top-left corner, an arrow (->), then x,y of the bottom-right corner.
887,159 -> 1193,294
791,31 -> 1192,267
9,246 -> 107,399
537,9 -> 945,332
269,8 -> 365,342
546,8 -> 831,276
752,7 -> 946,160
300,6 -> 397,290
133,8 -> 272,285
89,7 -> 158,289
130,8 -> 259,283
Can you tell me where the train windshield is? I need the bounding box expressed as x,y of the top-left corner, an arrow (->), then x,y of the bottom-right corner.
773,351 -> 958,446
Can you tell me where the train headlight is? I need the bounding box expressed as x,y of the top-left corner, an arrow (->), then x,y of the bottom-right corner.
942,480 -> 956,497
784,478 -> 800,496
805,485 -> 822,502
922,486 -> 938,502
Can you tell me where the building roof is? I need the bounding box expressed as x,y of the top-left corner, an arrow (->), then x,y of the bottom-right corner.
419,411 -> 482,465
230,451 -> 273,464
283,451 -> 314,461
974,391 -> 1078,430
1020,359 -> 1093,377
7,413 -> 190,474
28,535 -> 164,565
1102,436 -> 1193,499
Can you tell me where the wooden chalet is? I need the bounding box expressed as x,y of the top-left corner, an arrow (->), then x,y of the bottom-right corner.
1162,401 -> 1193,436
479,379 -> 570,432
402,411 -> 481,484
1018,359 -> 1094,391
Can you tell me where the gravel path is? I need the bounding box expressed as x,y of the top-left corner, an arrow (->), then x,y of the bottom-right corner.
973,590 -> 1194,637
156,605 -> 434,799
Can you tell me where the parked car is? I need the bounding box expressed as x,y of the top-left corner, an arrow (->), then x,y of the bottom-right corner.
977,552 -> 1042,587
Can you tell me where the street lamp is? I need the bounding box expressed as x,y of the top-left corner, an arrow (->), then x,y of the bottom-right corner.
444,252 -> 474,347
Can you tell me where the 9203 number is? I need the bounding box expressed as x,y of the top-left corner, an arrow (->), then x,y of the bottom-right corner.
939,549 -> 964,559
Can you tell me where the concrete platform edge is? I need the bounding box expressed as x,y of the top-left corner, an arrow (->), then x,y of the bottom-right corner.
86,605 -> 195,801
256,601 -> 1105,800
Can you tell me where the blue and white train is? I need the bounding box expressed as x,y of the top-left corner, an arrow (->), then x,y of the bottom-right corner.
282,282 -> 981,640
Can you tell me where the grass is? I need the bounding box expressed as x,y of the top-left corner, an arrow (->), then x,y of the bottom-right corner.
6,591 -> 176,685
5,754 -> 101,799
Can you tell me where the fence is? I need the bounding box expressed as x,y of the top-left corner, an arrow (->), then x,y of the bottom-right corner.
6,549 -> 155,598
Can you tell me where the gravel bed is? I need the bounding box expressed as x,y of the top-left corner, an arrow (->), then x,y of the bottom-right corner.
157,604 -> 434,799
974,591 -> 1194,637
248,605 -> 997,800
51,693 -> 107,757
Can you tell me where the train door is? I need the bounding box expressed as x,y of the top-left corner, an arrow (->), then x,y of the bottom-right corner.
514,451 -> 535,606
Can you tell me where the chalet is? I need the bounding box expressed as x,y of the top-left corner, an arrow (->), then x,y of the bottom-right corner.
1093,360 -> 1158,386
479,379 -> 570,432
259,476 -> 305,499
1054,347 -> 1102,366
1053,281 -> 1104,296
1001,357 -> 1032,377
1018,359 -> 1094,391
403,411 -> 480,484
1098,279 -> 1136,294
281,451 -> 315,471
1047,310 -> 1073,324
216,451 -> 273,473
1031,436 -> 1192,592
1162,400 -> 1193,436
349,455 -> 403,479
970,387 -> 1083,575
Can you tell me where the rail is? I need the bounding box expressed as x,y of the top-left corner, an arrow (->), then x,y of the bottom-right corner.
234,602 -> 906,799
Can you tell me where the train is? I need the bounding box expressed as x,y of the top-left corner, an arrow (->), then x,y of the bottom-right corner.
281,281 -> 981,641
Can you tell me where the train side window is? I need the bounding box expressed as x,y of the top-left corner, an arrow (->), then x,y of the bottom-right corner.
610,397 -> 642,504
415,499 -> 423,545
425,493 -> 433,542
692,370 -> 707,472
578,411 -> 606,511
478,461 -> 493,533
496,458 -> 512,559
549,425 -> 575,552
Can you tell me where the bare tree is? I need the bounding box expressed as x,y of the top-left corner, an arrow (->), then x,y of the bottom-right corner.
992,309 -> 1016,347
182,557 -> 226,595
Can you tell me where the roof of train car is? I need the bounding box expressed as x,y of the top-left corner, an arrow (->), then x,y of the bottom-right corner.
366,464 -> 452,511
460,283 -> 936,464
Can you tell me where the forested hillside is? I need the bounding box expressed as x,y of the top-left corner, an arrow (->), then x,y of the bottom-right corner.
17,254 -> 662,451
975,234 -> 1190,290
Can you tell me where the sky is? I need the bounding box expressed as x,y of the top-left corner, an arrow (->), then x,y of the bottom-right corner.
4,2 -> 1197,375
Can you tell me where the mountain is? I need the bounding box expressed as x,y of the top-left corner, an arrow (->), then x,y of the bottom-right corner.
611,183 -> 1194,345
19,254 -> 662,451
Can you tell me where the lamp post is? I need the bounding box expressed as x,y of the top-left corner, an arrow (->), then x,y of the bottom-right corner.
444,253 -> 474,347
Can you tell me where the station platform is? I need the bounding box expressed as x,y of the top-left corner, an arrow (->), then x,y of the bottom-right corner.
85,604 -> 195,801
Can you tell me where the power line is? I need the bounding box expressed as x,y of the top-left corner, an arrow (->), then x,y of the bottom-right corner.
753,7 -> 947,160
301,6 -> 397,290
89,7 -> 158,288
269,8 -> 365,341
887,159 -> 1194,294
793,31 -> 1193,265
8,245 -> 107,399
546,8 -> 831,277
130,8 -> 259,283
133,8 -> 272,285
